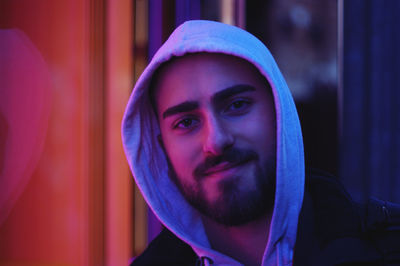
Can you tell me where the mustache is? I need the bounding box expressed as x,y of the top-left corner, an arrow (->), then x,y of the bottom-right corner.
193,147 -> 259,180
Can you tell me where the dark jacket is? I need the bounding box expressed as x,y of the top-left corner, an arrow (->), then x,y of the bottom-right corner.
131,170 -> 400,266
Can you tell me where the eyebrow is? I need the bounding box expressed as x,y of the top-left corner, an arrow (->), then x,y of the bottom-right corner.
162,101 -> 199,119
162,84 -> 256,119
211,84 -> 256,105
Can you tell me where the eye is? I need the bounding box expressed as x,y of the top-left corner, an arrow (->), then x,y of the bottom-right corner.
231,100 -> 247,109
224,99 -> 252,115
173,117 -> 199,130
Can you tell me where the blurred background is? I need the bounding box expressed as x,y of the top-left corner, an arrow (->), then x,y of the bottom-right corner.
0,0 -> 399,265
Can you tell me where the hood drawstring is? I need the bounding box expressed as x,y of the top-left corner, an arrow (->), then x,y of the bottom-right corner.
197,256 -> 214,266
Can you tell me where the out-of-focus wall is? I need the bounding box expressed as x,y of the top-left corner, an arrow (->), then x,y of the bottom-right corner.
0,0 -> 133,265
339,0 -> 400,204
247,0 -> 338,175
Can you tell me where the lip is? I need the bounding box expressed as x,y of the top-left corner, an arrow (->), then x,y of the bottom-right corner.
203,160 -> 250,177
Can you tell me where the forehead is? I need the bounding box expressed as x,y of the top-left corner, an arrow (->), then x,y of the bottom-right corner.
155,52 -> 265,87
152,53 -> 269,112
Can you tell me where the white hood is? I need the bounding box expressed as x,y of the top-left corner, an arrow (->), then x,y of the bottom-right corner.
122,20 -> 305,265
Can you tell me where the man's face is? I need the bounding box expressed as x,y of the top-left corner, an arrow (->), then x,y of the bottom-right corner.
154,53 -> 276,226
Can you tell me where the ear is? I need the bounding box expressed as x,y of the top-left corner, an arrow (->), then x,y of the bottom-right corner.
157,134 -> 165,151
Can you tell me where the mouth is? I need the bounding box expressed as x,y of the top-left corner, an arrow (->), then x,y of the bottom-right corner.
203,160 -> 251,177
193,149 -> 259,181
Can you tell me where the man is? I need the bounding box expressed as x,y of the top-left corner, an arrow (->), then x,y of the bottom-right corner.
122,20 -> 399,265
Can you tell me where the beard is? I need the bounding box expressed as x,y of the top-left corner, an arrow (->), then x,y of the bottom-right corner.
168,147 -> 276,227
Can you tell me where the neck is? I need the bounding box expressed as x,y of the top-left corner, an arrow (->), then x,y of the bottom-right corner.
202,214 -> 271,266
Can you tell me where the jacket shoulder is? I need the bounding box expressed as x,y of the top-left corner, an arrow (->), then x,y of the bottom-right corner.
363,197 -> 400,263
305,168 -> 363,244
305,169 -> 400,265
130,228 -> 197,266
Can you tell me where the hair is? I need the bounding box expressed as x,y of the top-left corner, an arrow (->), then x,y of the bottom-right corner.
148,56 -> 180,119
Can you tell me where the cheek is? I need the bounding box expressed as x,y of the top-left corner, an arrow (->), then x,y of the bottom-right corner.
245,112 -> 275,137
162,133 -> 202,176
243,109 -> 276,155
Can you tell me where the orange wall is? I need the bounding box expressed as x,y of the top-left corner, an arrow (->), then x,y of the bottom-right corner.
0,1 -> 88,265
0,0 -> 133,265
105,0 -> 134,264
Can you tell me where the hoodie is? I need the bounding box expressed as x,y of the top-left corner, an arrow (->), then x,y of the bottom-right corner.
122,20 -> 305,266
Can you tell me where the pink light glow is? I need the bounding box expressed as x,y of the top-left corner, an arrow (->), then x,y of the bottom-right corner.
0,29 -> 51,226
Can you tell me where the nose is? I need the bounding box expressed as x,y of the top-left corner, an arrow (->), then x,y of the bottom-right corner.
202,114 -> 234,155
